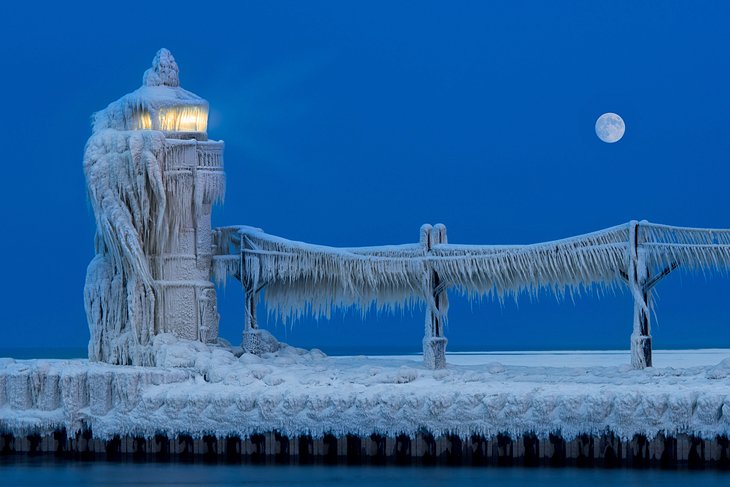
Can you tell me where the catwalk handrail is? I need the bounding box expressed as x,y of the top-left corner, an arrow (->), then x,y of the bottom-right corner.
211,221 -> 730,369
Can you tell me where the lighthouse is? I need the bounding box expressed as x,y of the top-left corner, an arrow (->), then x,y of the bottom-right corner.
83,49 -> 225,365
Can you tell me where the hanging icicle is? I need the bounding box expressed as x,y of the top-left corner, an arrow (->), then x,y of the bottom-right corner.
213,221 -> 730,327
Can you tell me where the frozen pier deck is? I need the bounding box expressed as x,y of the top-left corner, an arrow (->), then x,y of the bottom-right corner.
2,348 -> 730,468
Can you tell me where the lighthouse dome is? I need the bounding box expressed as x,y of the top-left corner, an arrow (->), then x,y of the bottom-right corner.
92,49 -> 209,139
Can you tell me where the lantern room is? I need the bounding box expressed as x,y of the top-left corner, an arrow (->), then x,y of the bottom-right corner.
132,105 -> 208,134
93,48 -> 210,140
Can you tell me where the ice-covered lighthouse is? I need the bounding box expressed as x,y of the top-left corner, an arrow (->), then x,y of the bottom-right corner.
83,49 -> 225,366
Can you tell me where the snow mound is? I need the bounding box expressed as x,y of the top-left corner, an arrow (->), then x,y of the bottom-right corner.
706,358 -> 730,379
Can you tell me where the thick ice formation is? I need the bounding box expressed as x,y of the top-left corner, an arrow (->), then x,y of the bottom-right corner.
84,131 -> 166,366
143,48 -> 179,88
2,349 -> 730,441
84,50 -> 225,366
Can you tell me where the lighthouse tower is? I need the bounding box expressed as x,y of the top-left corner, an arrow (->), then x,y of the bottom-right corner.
83,49 -> 225,365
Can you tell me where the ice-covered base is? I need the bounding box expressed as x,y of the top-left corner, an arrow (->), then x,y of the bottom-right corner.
2,340 -> 730,442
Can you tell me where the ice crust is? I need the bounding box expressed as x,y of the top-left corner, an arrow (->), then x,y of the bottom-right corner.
2,344 -> 730,441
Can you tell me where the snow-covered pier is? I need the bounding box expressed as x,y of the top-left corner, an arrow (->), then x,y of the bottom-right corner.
2,349 -> 730,468
6,50 -> 729,469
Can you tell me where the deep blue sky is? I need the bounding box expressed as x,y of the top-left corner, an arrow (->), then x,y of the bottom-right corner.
1,1 -> 729,354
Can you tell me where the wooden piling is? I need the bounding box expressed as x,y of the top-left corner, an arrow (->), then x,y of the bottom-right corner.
629,220 -> 652,368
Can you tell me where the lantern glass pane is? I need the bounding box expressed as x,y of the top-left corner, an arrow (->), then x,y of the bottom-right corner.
158,106 -> 208,132
133,110 -> 153,130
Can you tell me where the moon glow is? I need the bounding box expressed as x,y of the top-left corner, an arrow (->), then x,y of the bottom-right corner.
595,113 -> 625,143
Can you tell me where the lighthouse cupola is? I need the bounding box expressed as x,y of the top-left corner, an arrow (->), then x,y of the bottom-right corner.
94,48 -> 209,140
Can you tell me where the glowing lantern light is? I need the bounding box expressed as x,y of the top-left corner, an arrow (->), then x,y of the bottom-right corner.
131,106 -> 208,133
158,106 -> 208,132
134,110 -> 153,130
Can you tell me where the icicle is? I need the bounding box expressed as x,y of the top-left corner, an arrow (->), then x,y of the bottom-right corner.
211,256 -> 240,287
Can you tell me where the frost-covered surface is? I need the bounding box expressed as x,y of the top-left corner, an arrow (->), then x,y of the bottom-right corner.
213,222 -> 730,323
2,344 -> 730,441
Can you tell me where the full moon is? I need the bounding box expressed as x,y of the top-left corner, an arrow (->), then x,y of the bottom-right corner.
595,113 -> 625,143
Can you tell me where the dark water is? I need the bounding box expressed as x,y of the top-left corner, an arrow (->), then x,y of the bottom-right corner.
2,459 -> 730,487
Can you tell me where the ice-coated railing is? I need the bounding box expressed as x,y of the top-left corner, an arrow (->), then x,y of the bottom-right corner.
212,221 -> 730,369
